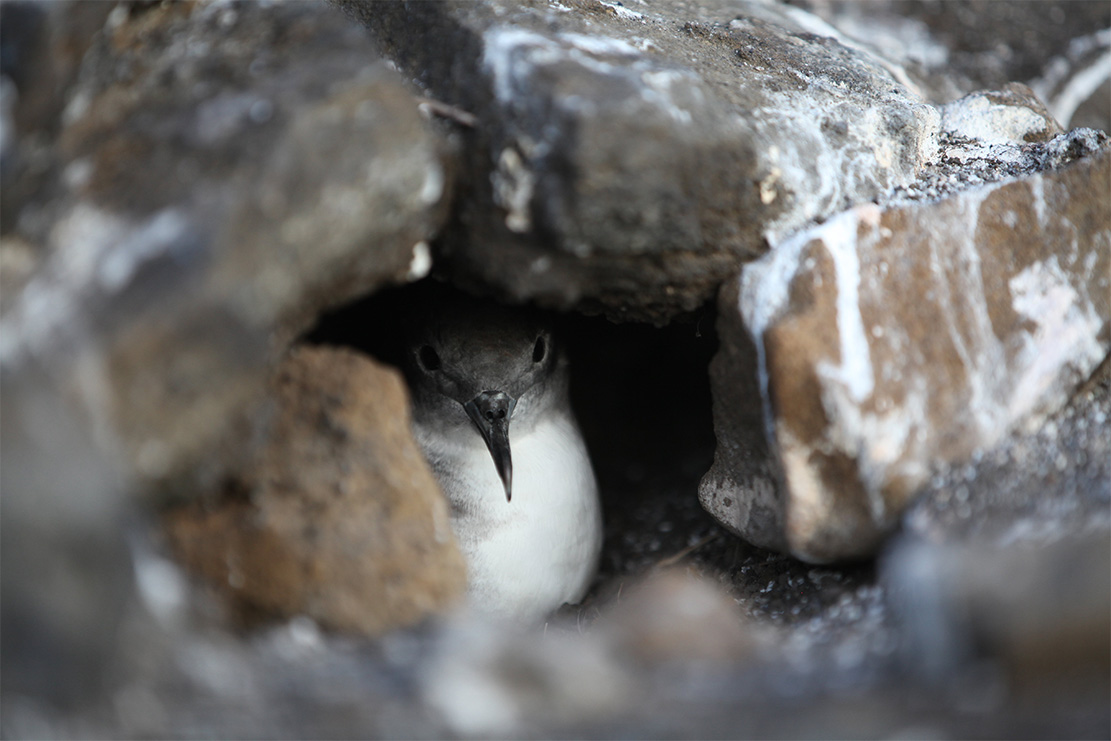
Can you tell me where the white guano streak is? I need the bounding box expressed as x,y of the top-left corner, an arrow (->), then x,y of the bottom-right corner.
741,212 -> 814,459
817,207 -> 875,403
1049,39 -> 1111,127
482,28 -> 638,105
482,27 -> 696,126
1007,256 -> 1104,420
741,206 -> 875,457
482,28 -> 552,104
927,189 -> 1009,441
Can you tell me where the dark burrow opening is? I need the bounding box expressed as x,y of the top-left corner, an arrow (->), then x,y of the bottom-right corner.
303,278 -> 877,626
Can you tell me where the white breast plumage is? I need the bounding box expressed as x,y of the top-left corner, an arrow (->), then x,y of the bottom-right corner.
415,411 -> 602,623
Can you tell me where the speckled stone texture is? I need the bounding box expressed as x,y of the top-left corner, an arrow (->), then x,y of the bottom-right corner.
164,346 -> 465,635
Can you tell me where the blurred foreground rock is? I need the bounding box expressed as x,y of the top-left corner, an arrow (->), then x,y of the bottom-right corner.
1,0 -> 455,720
886,535 -> 1110,692
703,135 -> 1110,562
597,568 -> 756,665
0,372 -> 131,712
425,618 -> 631,737
164,346 -> 465,635
884,361 -> 1110,706
426,568 -> 760,738
341,0 -> 939,323
0,1 -> 448,492
0,2 -> 115,233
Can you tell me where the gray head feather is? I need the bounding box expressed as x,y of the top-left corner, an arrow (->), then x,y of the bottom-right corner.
401,289 -> 568,500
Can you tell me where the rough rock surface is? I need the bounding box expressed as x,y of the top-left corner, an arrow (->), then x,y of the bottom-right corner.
164,346 -> 465,635
904,358 -> 1111,548
0,1 -> 448,490
939,83 -> 1063,144
788,0 -> 1111,133
2,1 -> 1109,739
341,0 -> 939,322
703,142 -> 1110,562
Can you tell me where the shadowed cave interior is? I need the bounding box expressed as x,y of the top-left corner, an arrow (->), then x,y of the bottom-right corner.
301,278 -> 876,623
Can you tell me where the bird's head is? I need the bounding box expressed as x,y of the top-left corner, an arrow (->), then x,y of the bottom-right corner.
402,290 -> 563,502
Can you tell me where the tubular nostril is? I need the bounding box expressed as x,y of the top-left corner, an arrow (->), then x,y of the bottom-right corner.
469,391 -> 515,428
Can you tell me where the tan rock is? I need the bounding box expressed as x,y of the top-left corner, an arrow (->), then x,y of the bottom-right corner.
703,145 -> 1110,562
598,568 -> 757,665
164,346 -> 465,635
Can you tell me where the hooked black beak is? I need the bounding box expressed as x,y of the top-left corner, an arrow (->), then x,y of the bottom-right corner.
463,390 -> 516,502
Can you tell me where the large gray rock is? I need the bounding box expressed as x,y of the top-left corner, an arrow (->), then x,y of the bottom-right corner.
702,134 -> 1110,562
0,2 -> 449,490
340,0 -> 939,322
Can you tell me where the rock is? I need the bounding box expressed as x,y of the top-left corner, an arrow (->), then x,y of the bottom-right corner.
1030,25 -> 1111,134
0,370 -> 133,712
698,277 -> 786,553
940,84 -> 1063,145
702,142 -> 1110,562
0,1 -> 114,233
0,1 -> 110,134
423,615 -> 632,737
0,1 -> 449,491
163,346 -> 465,636
597,568 -> 757,664
885,535 -> 1110,694
904,357 -> 1111,547
895,123 -> 1107,205
785,0 -> 1111,133
340,0 -> 939,322
884,357 -> 1110,689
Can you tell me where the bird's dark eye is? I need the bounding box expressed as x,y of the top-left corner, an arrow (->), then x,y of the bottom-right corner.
418,345 -> 442,372
532,336 -> 546,364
